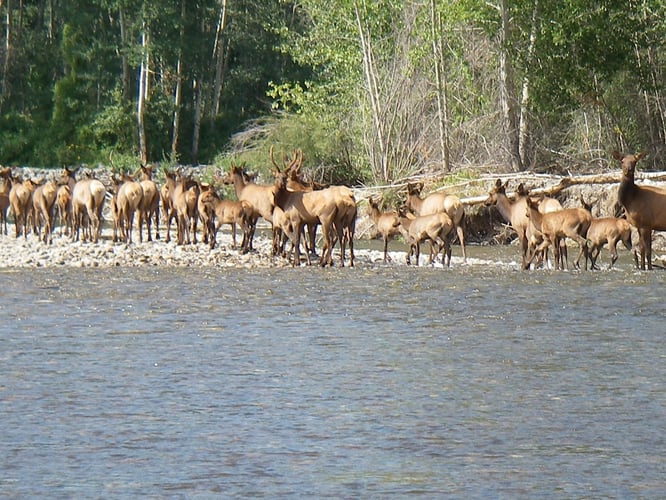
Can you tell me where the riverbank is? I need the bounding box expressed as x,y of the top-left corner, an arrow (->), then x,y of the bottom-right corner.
3,164 -> 666,268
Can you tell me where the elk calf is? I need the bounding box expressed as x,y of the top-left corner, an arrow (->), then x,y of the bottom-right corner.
366,196 -> 400,263
525,197 -> 590,270
398,211 -> 454,266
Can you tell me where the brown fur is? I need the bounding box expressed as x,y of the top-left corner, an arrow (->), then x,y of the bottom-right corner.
614,150 -> 664,270
110,174 -> 144,243
397,211 -> 454,266
0,168 -> 11,235
367,196 -> 400,263
405,182 -> 466,262
9,175 -> 38,238
273,169 -> 354,267
136,165 -> 160,242
580,195 -> 633,269
71,177 -> 107,243
525,197 -> 591,270
32,179 -> 58,243
224,162 -> 275,253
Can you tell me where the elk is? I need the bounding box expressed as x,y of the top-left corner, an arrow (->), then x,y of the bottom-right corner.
9,174 -> 39,238
405,182 -> 466,262
484,179 -> 531,268
225,162 -> 275,253
170,173 -> 200,245
397,210 -> 454,266
57,167 -> 81,237
198,184 -> 252,250
135,164 -> 160,242
110,173 -> 144,243
579,195 -> 633,269
614,151 -> 666,270
269,146 -> 318,256
273,165 -> 354,267
0,168 -> 11,235
197,183 -> 217,246
366,196 -> 400,262
32,178 -> 58,243
70,173 -> 107,243
161,171 -> 199,245
55,184 -> 72,237
161,170 -> 177,243
513,183 -> 568,269
525,196 -> 591,270
326,184 -> 357,267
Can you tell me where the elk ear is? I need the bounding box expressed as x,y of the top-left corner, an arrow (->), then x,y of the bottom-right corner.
635,152 -> 645,161
494,179 -> 502,188
612,150 -> 623,160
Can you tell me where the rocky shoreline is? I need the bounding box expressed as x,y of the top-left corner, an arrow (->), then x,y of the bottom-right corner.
3,164 -> 666,269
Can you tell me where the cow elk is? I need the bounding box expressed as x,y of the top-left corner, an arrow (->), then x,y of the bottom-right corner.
484,179 -> 531,268
110,173 -> 144,244
0,167 -> 11,235
9,174 -> 38,238
405,182 -> 466,262
525,196 -> 591,270
32,178 -> 58,243
69,172 -> 107,243
174,173 -> 200,245
614,150 -> 666,270
136,164 -> 160,242
225,162 -> 275,253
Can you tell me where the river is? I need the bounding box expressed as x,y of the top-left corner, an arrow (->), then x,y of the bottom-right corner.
1,246 -> 665,497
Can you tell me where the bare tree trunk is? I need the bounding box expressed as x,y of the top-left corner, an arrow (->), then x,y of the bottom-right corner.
212,0 -> 227,117
119,6 -> 130,102
1,0 -> 12,110
498,0 -> 522,171
192,77 -> 203,164
519,0 -> 539,169
646,51 -> 666,145
16,0 -> 21,42
430,0 -> 450,172
354,2 -> 389,182
48,0 -> 53,41
137,25 -> 149,164
171,0 -> 186,161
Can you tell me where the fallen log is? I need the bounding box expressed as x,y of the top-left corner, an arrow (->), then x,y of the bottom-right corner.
461,171 -> 666,206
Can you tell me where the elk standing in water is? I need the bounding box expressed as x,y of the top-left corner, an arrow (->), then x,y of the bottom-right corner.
614,151 -> 666,270
405,182 -> 466,262
525,197 -> 591,270
397,209 -> 454,266
366,196 -> 400,263
579,195 -> 633,269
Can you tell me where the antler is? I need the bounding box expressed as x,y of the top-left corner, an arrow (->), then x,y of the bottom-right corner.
269,145 -> 281,173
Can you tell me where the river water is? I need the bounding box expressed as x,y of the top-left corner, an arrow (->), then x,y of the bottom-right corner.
1,246 -> 665,498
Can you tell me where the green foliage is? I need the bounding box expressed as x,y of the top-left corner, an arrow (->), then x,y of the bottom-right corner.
0,0 -> 665,178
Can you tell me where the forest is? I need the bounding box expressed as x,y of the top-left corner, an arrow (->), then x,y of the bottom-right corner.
0,0 -> 665,185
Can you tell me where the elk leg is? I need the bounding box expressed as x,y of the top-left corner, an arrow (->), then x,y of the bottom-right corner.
383,236 -> 391,262
456,224 -> 466,263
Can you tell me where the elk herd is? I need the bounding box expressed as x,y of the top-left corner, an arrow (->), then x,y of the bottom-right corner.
0,150 -> 663,270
